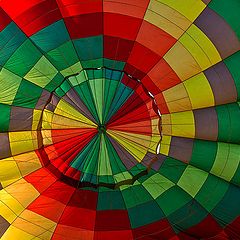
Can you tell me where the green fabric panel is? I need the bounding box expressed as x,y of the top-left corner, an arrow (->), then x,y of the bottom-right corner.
122,185 -> 153,209
81,58 -> 104,69
44,73 -> 64,92
209,0 -> 240,38
74,82 -> 100,124
97,134 -> 112,176
89,78 -> 104,124
0,22 -> 26,66
46,41 -> 79,71
142,173 -> 175,199
190,139 -> 217,172
231,164 -> 240,186
224,51 -> 240,99
97,189 -> 126,210
156,186 -> 192,216
105,83 -> 133,122
103,79 -> 121,124
128,200 -> 165,228
24,56 -> 58,88
177,165 -> 208,197
0,68 -> 22,105
72,135 -> 100,177
158,157 -> 187,183
105,69 -> 123,81
98,175 -> 115,185
216,103 -> 240,143
30,20 -> 70,52
211,184 -> 240,226
0,104 -> 11,132
168,200 -> 208,232
104,136 -> 126,174
73,35 -> 103,61
103,58 -> 125,71
4,40 -> 42,77
69,72 -> 87,86
195,174 -> 229,212
210,142 -> 240,182
129,164 -> 146,177
13,80 -> 43,108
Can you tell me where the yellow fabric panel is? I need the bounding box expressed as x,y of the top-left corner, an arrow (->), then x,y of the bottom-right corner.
14,151 -> 42,177
5,179 -> 39,208
60,62 -> 82,77
171,111 -> 195,138
157,0 -> 206,22
42,110 -> 53,129
0,189 -> 24,216
32,109 -> 42,130
0,159 -> 22,187
179,25 -> 222,70
186,25 -> 221,65
0,201 -> 17,223
41,129 -> 53,146
24,56 -> 58,88
149,118 -> 161,153
0,68 -> 22,105
1,225 -> 37,240
9,131 -> 38,156
11,210 -> 56,240
19,210 -> 56,232
159,135 -> 171,155
184,73 -> 215,109
164,42 -> 201,81
163,83 -> 191,112
42,109 -> 96,130
107,130 -> 149,162
145,0 -> 191,39
161,114 -> 172,135
55,100 -> 97,127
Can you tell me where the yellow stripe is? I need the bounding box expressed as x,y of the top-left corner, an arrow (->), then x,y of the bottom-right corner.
184,73 -> 215,109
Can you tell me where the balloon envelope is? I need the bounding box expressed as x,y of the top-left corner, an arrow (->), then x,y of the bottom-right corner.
0,0 -> 240,239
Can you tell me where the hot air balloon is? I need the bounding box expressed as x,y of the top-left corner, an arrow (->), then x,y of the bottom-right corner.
0,0 -> 240,239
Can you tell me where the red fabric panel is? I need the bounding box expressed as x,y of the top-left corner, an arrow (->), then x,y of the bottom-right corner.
133,219 -> 176,240
95,210 -> 131,231
141,75 -> 161,95
225,216 -> 240,239
64,13 -> 103,38
104,36 -> 134,62
1,0 -> 62,36
56,0 -> 102,17
59,206 -> 96,229
124,63 -> 146,80
52,224 -> 94,240
155,92 -> 169,114
107,91 -> 151,127
185,214 -> 222,239
42,181 -> 75,204
25,167 -> 57,193
127,42 -> 161,74
147,59 -> 181,91
28,195 -> 66,222
104,0 -> 149,19
69,189 -> 98,210
137,21 -> 176,57
94,230 -> 133,240
0,8 -> 11,31
104,13 -> 142,41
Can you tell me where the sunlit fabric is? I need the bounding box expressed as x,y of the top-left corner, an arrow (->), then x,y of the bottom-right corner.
0,0 -> 240,239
